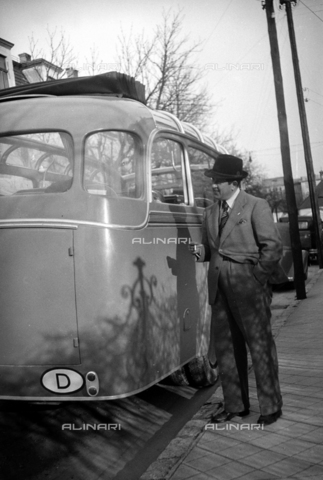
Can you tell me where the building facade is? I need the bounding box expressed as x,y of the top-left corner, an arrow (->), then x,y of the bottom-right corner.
262,174 -> 323,209
0,37 -> 78,89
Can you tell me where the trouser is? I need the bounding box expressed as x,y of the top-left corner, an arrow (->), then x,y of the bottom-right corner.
209,258 -> 283,416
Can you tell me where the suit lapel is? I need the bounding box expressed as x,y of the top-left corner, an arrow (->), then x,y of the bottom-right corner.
220,191 -> 247,243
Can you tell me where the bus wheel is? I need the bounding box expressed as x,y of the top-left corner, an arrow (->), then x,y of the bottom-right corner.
184,356 -> 218,388
161,367 -> 190,386
161,356 -> 218,388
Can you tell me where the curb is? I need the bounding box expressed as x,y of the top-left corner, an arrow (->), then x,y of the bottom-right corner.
139,394 -> 224,480
140,268 -> 323,480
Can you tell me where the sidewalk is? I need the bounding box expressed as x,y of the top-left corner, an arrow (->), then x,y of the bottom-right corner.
142,268 -> 323,480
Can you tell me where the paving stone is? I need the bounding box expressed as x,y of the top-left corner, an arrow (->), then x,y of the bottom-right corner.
261,456 -> 314,477
184,451 -> 230,471
170,463 -> 201,480
207,460 -> 255,480
238,449 -> 288,468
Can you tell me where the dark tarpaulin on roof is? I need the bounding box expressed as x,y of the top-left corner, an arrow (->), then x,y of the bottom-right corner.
0,71 -> 146,104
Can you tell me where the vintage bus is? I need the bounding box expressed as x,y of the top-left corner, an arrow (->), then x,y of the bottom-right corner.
0,73 -> 227,401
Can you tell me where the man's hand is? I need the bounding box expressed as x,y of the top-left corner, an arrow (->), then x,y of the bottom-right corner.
189,243 -> 202,260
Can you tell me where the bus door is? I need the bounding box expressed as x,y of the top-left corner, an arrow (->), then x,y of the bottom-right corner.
0,228 -> 80,366
0,132 -> 80,366
148,134 -> 200,364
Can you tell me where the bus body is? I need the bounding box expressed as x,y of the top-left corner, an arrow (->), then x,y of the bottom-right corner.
0,77 -> 223,401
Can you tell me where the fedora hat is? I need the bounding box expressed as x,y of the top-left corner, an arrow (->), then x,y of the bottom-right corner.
204,154 -> 248,181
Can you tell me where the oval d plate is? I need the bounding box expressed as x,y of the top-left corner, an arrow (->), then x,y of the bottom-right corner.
41,369 -> 84,394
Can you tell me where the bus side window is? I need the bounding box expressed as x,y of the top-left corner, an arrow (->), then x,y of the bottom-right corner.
0,132 -> 73,196
151,138 -> 186,204
188,147 -> 215,208
84,131 -> 142,199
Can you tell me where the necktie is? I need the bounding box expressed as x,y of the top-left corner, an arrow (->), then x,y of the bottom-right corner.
219,201 -> 229,235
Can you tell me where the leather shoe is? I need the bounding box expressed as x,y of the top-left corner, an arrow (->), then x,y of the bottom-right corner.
257,409 -> 282,426
211,406 -> 250,423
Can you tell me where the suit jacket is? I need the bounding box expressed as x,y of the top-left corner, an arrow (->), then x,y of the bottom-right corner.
199,190 -> 287,304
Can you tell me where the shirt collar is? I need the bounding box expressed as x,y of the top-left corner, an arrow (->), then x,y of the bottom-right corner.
225,188 -> 240,209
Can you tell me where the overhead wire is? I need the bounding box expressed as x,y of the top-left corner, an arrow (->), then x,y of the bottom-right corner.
252,140 -> 323,151
305,98 -> 323,107
304,87 -> 323,99
203,0 -> 235,45
249,4 -> 322,168
248,15 -> 288,150
298,0 -> 323,22
251,142 -> 323,159
211,32 -> 269,89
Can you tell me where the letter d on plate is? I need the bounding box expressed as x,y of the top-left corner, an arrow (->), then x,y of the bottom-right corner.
41,369 -> 84,394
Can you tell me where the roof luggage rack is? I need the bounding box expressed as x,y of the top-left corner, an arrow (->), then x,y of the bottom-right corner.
151,109 -> 228,154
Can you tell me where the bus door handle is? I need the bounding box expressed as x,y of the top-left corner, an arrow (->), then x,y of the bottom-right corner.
183,308 -> 191,331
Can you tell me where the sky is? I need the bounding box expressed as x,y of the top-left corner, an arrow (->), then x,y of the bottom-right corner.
1,0 -> 323,179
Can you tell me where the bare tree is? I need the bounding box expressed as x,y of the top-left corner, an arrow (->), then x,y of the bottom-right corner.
84,44 -> 103,76
210,130 -> 270,199
243,157 -> 267,196
28,27 -> 77,80
117,13 -> 269,190
242,154 -> 286,215
116,9 -> 216,129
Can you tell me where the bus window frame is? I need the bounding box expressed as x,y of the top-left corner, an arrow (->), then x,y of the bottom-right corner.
148,129 -> 189,206
0,129 -> 75,195
147,130 -> 220,209
82,128 -> 146,201
185,140 -> 219,209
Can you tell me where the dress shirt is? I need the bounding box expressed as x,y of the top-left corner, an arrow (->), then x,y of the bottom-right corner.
225,187 -> 240,212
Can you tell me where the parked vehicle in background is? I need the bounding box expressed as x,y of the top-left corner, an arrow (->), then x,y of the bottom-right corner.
279,207 -> 323,265
276,221 -> 309,282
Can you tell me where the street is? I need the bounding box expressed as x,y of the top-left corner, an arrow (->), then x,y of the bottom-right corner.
0,266 -> 318,480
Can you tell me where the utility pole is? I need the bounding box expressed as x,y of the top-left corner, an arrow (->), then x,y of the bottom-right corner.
280,0 -> 323,269
262,0 -> 306,299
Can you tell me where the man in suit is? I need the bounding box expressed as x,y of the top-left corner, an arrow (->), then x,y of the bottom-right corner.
190,154 -> 283,425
